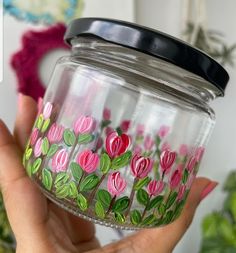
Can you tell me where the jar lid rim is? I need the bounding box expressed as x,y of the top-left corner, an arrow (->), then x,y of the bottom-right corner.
64,18 -> 229,96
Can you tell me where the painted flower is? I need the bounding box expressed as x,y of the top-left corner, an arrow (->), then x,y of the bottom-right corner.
160,149 -> 177,175
107,172 -> 127,197
105,126 -> 114,136
131,154 -> 152,179
186,173 -> 196,189
43,102 -> 53,119
133,145 -> 142,155
157,125 -> 170,139
105,131 -> 130,158
177,185 -> 186,201
169,169 -> 182,189
187,156 -> 197,173
179,144 -> 188,156
136,124 -> 145,136
120,120 -> 130,133
51,149 -> 69,173
73,115 -> 94,135
34,137 -> 42,157
30,128 -> 39,146
95,137 -> 103,151
161,141 -> 171,152
144,135 -> 155,150
147,180 -> 165,197
47,123 -> 64,143
195,147 -> 205,162
103,107 -> 111,121
76,150 -> 99,174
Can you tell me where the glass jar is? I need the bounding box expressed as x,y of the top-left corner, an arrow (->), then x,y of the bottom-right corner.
23,18 -> 229,230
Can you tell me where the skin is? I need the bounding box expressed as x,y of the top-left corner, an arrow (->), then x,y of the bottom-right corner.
0,95 -> 215,253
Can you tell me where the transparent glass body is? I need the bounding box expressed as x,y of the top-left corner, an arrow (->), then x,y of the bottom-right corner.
23,37 -> 219,229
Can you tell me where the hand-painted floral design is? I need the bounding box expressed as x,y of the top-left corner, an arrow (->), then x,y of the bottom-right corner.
120,120 -> 130,133
52,149 -> 69,173
160,149 -> 177,176
169,169 -> 182,190
73,115 -> 94,135
43,102 -> 53,119
157,125 -> 170,139
103,108 -> 111,121
147,180 -> 165,197
47,123 -> 64,143
131,154 -> 152,179
76,150 -> 99,173
107,172 -> 127,197
30,128 -> 39,146
144,135 -> 155,150
34,137 -> 43,157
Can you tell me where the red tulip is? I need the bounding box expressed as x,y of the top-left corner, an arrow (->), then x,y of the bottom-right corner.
103,107 -> 111,121
147,180 -> 165,197
52,149 -> 69,173
160,149 -> 177,175
76,149 -> 99,173
107,172 -> 127,197
131,154 -> 152,179
169,169 -> 182,189
120,120 -> 130,133
105,131 -> 130,158
47,123 -> 64,143
73,115 -> 94,135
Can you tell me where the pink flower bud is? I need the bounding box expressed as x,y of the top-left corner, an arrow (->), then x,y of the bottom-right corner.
43,102 -> 53,119
187,156 -> 197,173
195,147 -> 205,162
157,125 -> 170,139
179,144 -> 188,156
47,123 -> 64,143
144,135 -> 155,150
133,145 -> 142,155
161,141 -> 171,152
103,107 -> 111,121
177,185 -> 186,201
52,149 -> 69,173
131,154 -> 152,179
34,137 -> 42,157
107,172 -> 127,197
120,120 -> 130,133
136,124 -> 145,136
105,126 -> 114,136
76,150 -> 99,173
105,131 -> 130,158
73,115 -> 94,135
30,128 -> 39,146
169,169 -> 182,189
147,180 -> 165,197
160,149 -> 177,175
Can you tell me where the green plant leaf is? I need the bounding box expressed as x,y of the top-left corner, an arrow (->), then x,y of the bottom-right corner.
96,189 -> 112,208
182,169 -> 189,184
41,118 -> 50,133
25,147 -> 32,161
79,174 -> 99,192
78,134 -> 94,144
134,177 -> 151,191
218,217 -> 236,244
70,162 -> 83,182
42,137 -> 49,155
137,189 -> 149,206
224,171 -> 236,192
114,212 -> 126,224
69,181 -> 78,199
77,193 -> 88,211
166,191 -> 178,209
228,192 -> 236,222
130,210 -> 142,225
141,214 -> 156,226
112,196 -> 129,212
55,184 -> 70,199
111,151 -> 132,170
54,172 -> 70,187
202,213 -> 219,238
158,203 -> 166,216
47,144 -> 58,157
147,195 -> 164,211
95,201 -> 105,218
32,158 -> 42,174
36,114 -> 44,129
100,153 -> 111,174
42,168 -> 53,191
63,129 -> 76,146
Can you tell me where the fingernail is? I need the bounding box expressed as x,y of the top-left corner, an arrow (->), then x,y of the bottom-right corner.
200,181 -> 218,201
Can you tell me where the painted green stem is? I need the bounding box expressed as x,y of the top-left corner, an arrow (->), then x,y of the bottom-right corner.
141,198 -> 150,220
125,178 -> 138,217
105,196 -> 116,217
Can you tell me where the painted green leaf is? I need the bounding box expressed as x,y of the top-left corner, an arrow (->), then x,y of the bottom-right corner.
95,201 -> 105,218
100,153 -> 111,174
134,177 -> 151,191
36,114 -> 44,129
130,210 -> 142,225
63,129 -> 76,146
42,137 -> 49,155
47,144 -> 59,158
54,172 -> 70,187
101,120 -> 111,128
32,158 -> 42,174
78,134 -> 94,144
77,193 -> 88,211
158,203 -> 166,216
42,168 -> 53,191
69,181 -> 78,199
70,162 -> 83,182
55,184 -> 70,199
182,169 -> 189,184
147,195 -> 164,211
41,118 -> 50,133
111,151 -> 132,170
26,161 -> 32,177
79,174 -> 99,192
166,191 -> 178,210
141,214 -> 156,226
96,189 -> 112,208
173,200 -> 185,220
114,212 -> 126,224
163,210 -> 174,224
137,189 -> 149,206
112,196 -> 129,212
25,148 -> 33,161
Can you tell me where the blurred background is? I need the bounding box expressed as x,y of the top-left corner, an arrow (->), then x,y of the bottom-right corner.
0,0 -> 236,252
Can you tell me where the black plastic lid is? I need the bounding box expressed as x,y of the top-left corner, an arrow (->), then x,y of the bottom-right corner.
64,18 -> 229,96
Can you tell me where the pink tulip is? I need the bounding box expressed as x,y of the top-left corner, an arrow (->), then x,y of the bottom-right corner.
103,107 -> 111,121
95,137 -> 103,150
47,123 -> 64,143
105,131 -> 130,158
51,149 -> 69,173
160,149 -> 177,175
144,135 -> 155,150
169,169 -> 182,189
105,126 -> 114,136
131,154 -> 152,179
187,156 -> 197,173
34,137 -> 42,157
76,150 -> 99,173
30,128 -> 39,146
179,144 -> 188,156
161,141 -> 171,152
120,120 -> 130,133
147,180 -> 165,197
177,185 -> 186,201
73,115 -> 94,135
133,145 -> 142,155
107,172 -> 127,197
43,102 -> 53,119
157,125 -> 170,139
136,124 -> 145,136
195,147 -> 205,162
